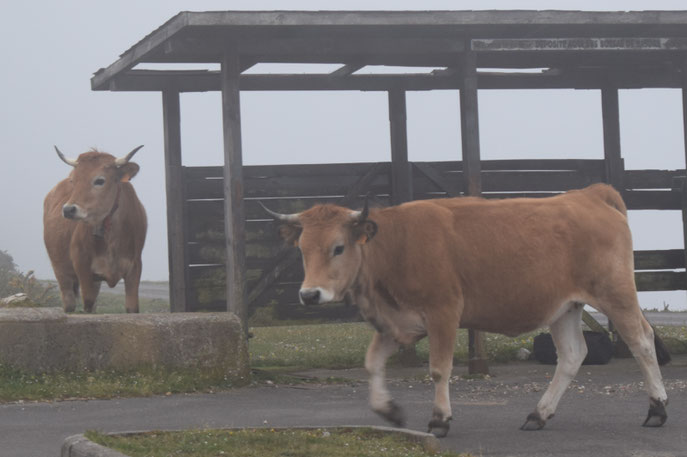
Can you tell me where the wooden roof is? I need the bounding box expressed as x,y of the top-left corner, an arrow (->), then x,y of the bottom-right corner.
91,10 -> 687,92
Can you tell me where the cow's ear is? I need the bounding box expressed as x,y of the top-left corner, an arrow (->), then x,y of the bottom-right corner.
117,162 -> 140,182
352,219 -> 377,245
278,224 -> 302,247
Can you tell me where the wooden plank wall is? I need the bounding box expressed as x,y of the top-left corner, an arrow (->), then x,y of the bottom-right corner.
183,159 -> 687,318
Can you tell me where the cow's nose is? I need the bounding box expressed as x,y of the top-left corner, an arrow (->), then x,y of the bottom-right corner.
299,288 -> 321,305
62,205 -> 77,219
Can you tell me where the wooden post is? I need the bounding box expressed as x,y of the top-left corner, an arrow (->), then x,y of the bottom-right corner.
162,89 -> 188,312
388,89 -> 420,366
601,86 -> 632,357
601,88 -> 624,190
221,49 -> 247,330
389,89 -> 413,205
460,48 -> 489,375
681,59 -> 687,288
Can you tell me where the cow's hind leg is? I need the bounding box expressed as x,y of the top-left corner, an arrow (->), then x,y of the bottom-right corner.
603,303 -> 668,427
522,302 -> 587,431
365,331 -> 404,427
426,318 -> 457,438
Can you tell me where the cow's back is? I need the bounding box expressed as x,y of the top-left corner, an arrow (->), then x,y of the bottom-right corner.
368,185 -> 632,335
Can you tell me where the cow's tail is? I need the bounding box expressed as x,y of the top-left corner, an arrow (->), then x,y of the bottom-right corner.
589,183 -> 627,216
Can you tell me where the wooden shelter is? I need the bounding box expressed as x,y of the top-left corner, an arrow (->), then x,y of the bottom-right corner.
93,10 -> 687,372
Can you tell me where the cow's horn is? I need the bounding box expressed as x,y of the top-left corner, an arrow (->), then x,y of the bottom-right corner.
258,201 -> 300,223
350,194 -> 371,221
54,146 -> 78,167
115,145 -> 144,166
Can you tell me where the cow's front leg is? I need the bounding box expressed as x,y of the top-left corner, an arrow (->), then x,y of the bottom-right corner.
123,259 -> 142,313
365,331 -> 404,427
427,319 -> 457,437
522,302 -> 586,430
81,279 -> 102,313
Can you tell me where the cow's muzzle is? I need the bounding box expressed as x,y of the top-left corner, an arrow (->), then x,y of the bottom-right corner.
299,287 -> 335,305
299,288 -> 321,305
62,204 -> 84,220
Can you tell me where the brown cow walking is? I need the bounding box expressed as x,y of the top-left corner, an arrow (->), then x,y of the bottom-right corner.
43,147 -> 147,313
262,184 -> 668,437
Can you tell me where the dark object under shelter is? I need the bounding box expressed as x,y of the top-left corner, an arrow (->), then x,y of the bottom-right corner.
92,10 -> 687,373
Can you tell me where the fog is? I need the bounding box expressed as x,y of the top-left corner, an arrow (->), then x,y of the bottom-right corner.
2,0 -> 686,309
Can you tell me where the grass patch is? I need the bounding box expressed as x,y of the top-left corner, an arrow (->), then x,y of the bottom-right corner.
86,428 -> 469,457
0,365 -> 245,403
249,322 -> 538,370
87,291 -> 169,314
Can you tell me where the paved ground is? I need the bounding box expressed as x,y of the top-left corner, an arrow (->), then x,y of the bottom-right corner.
2,356 -> 686,457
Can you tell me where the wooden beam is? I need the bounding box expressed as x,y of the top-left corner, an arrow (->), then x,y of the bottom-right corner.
472,37 -> 687,52
101,68 -> 684,93
162,89 -> 188,313
221,50 -> 248,328
460,49 -> 488,375
601,87 -> 624,190
388,90 -> 412,205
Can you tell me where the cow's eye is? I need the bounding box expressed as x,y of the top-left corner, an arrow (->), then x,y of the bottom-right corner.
333,245 -> 345,256
93,177 -> 106,187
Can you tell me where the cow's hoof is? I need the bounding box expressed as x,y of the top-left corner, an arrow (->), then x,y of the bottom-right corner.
642,398 -> 667,427
520,411 -> 547,431
375,400 -> 406,428
428,417 -> 451,438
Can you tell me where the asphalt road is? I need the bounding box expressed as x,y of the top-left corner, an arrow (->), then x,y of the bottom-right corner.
3,356 -> 686,457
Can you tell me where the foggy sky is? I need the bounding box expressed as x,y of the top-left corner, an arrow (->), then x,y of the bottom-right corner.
2,0 -> 687,309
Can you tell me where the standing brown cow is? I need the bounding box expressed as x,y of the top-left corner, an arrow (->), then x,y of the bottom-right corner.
43,147 -> 147,313
262,184 -> 668,437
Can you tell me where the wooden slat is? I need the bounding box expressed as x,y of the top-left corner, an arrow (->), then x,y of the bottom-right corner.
412,169 -> 605,196
623,190 -> 682,210
624,169 -> 684,190
635,271 -> 687,291
187,174 -> 391,200
634,249 -> 685,270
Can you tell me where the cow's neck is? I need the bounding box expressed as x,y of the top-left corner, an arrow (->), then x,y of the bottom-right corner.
93,184 -> 121,238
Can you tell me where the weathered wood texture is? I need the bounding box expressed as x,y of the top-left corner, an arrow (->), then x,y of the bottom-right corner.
184,160 -> 687,317
162,90 -> 188,313
221,51 -> 247,325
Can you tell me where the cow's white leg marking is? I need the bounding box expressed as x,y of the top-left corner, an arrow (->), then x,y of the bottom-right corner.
522,301 -> 586,430
427,319 -> 457,438
365,331 -> 403,426
606,305 -> 668,426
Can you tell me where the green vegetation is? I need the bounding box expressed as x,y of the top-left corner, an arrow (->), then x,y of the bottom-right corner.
0,365 -> 242,403
86,428 -> 469,457
86,290 -> 169,314
248,322 -> 537,370
0,250 -> 60,307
